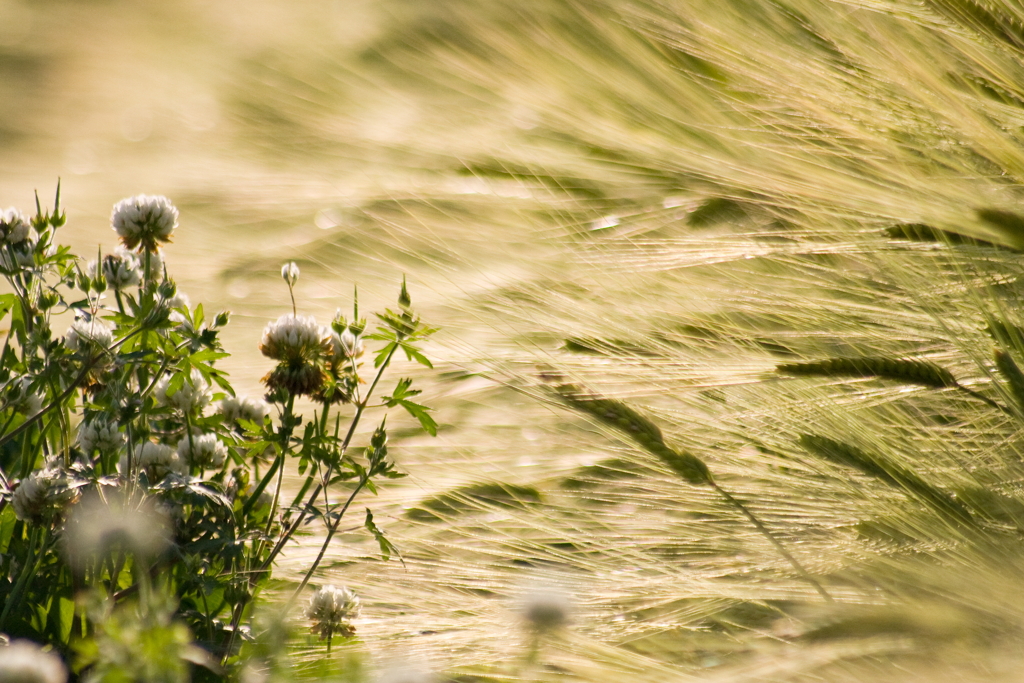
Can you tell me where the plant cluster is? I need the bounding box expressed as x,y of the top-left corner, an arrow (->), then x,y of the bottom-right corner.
0,186 -> 436,681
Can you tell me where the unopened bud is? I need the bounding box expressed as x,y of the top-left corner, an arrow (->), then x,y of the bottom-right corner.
281,261 -> 300,287
214,311 -> 231,328
398,277 -> 411,308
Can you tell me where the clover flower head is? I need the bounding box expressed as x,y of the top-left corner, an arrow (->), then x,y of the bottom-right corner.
64,316 -> 114,353
154,368 -> 211,413
520,586 -> 571,632
281,261 -> 300,286
0,208 -> 32,246
0,639 -> 68,683
177,433 -> 227,469
7,377 -> 42,416
63,492 -> 171,566
259,314 -> 330,362
76,418 -> 124,456
110,194 -> 178,251
88,248 -> 141,289
0,243 -> 35,272
306,585 -> 360,640
124,441 -> 186,482
12,468 -> 76,525
217,395 -> 270,426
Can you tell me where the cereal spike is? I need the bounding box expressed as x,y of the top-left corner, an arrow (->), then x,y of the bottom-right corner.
799,434 -> 973,524
777,356 -> 958,388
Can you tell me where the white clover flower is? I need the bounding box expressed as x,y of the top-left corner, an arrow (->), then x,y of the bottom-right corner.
281,261 -> 300,286
520,587 -> 571,632
110,194 -> 178,251
306,585 -> 360,640
0,639 -> 68,683
64,316 -> 114,353
259,314 -> 330,362
217,395 -> 271,426
12,468 -> 76,525
63,492 -> 171,567
154,368 -> 211,413
123,441 -> 186,482
87,249 -> 141,289
76,418 -> 124,456
7,377 -> 42,416
0,208 -> 32,245
0,243 -> 35,272
176,433 -> 227,469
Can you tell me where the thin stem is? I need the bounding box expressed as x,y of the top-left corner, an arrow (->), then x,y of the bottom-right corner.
710,481 -> 833,603
0,525 -> 43,629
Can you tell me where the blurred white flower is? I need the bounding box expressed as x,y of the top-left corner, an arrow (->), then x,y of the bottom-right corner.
63,492 -> 171,566
176,433 -> 227,469
110,194 -> 177,251
259,314 -> 329,362
64,316 -> 114,353
520,586 -> 571,632
154,368 -> 211,413
217,395 -> 271,426
0,208 -> 32,245
0,639 -> 68,683
281,261 -> 300,287
306,585 -> 360,640
12,468 -> 76,525
76,418 -> 124,456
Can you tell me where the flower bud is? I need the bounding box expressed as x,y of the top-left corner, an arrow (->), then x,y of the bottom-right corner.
281,261 -> 300,287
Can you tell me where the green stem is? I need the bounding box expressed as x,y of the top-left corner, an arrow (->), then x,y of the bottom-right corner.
0,525 -> 43,629
710,481 -> 833,603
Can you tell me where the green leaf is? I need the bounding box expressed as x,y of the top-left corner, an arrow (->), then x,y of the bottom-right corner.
374,341 -> 397,368
400,343 -> 433,369
0,505 -> 16,553
364,509 -> 403,564
190,349 -> 229,363
0,293 -> 15,322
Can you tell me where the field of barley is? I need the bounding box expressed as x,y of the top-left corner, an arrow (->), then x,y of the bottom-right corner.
8,0 -> 1024,680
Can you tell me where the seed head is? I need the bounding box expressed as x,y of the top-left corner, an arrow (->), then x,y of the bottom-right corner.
110,194 -> 177,252
259,314 -> 330,362
124,441 -> 186,482
88,248 -> 141,289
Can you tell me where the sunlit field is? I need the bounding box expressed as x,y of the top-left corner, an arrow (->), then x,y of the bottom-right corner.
7,0 -> 1024,680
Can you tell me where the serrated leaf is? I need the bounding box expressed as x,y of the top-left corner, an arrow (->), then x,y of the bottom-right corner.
364,508 -> 403,564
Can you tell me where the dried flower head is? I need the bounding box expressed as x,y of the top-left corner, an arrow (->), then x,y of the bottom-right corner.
64,316 -> 114,353
281,261 -> 300,287
63,492 -> 171,567
76,418 -> 125,456
0,208 -> 32,245
154,368 -> 211,413
217,395 -> 271,426
260,315 -> 332,396
0,639 -> 68,683
110,194 -> 178,251
177,433 -> 227,470
330,328 -> 364,363
0,243 -> 35,272
12,468 -> 76,525
306,585 -> 360,640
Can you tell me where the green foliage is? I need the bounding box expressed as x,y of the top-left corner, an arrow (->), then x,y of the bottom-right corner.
0,192 -> 436,681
